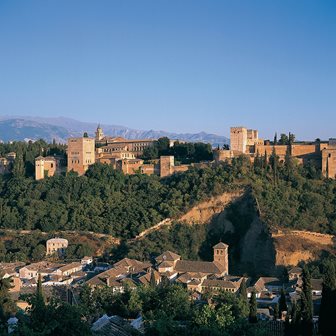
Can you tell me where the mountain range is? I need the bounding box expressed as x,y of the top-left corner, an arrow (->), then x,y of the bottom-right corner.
0,116 -> 229,146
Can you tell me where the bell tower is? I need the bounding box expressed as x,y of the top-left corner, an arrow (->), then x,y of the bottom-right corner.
213,242 -> 229,275
95,124 -> 104,141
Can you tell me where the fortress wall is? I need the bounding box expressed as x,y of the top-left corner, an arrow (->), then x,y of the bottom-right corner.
291,144 -> 318,156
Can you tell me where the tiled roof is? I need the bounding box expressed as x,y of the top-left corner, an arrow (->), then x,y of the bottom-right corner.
202,279 -> 238,289
158,261 -> 174,268
213,242 -> 229,249
155,251 -> 181,263
58,262 -> 82,273
174,260 -> 225,274
289,267 -> 302,274
311,279 -> 323,291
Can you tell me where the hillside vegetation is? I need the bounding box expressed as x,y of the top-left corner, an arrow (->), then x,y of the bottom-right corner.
0,149 -> 335,240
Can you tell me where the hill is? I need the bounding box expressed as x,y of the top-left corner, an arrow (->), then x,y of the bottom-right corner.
0,119 -> 70,143
0,116 -> 229,146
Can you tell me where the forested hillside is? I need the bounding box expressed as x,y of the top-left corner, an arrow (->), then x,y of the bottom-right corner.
0,150 -> 335,240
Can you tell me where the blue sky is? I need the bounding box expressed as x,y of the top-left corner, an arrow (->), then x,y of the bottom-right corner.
0,0 -> 335,139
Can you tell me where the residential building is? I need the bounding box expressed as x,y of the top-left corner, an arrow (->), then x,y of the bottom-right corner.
46,238 -> 68,256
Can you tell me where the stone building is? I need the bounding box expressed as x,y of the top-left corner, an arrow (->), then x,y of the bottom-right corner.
322,139 -> 336,179
230,127 -> 263,154
35,156 -> 57,180
95,125 -> 155,157
156,242 -> 229,277
0,152 -> 16,174
67,136 -> 95,175
46,238 -> 68,256
216,126 -> 336,179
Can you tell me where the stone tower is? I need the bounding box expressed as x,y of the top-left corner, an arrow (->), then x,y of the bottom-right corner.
67,136 -> 95,176
230,127 -> 248,153
213,242 -> 229,275
95,125 -> 104,141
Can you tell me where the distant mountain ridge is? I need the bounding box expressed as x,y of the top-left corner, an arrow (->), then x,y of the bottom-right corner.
0,116 -> 229,146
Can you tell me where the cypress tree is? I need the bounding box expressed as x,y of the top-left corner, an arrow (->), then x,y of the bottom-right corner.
30,273 -> 47,332
249,290 -> 258,323
12,153 -> 25,177
290,302 -> 300,336
279,288 -> 288,318
271,146 -> 278,186
239,278 -> 249,317
274,303 -> 279,320
149,269 -> 157,288
300,266 -> 313,336
319,262 -> 336,335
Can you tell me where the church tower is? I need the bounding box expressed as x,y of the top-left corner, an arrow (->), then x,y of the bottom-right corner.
213,242 -> 229,275
95,124 -> 104,141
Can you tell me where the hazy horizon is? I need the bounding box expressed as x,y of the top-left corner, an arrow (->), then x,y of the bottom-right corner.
0,0 -> 335,140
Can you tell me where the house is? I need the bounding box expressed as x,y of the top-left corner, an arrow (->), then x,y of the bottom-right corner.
81,256 -> 93,266
46,238 -> 68,256
311,279 -> 323,296
201,279 -> 240,294
19,262 -> 64,280
254,277 -> 285,294
288,267 -> 302,280
53,262 -> 83,278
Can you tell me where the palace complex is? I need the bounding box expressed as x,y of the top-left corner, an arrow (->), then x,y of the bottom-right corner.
32,125 -> 336,180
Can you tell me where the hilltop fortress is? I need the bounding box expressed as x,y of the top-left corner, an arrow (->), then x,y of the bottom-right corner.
214,126 -> 336,179
34,125 -> 336,180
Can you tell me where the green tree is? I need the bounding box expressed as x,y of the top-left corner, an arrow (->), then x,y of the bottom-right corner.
319,262 -> 336,335
279,288 -> 287,317
193,303 -> 234,333
273,303 -> 279,320
0,277 -> 16,323
300,266 -> 313,336
279,134 -> 289,145
31,244 -> 46,261
249,290 -> 257,323
12,153 -> 25,177
239,278 -> 249,317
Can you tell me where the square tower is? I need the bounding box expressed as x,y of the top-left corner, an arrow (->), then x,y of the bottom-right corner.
160,156 -> 175,177
230,127 -> 248,153
35,156 -> 57,180
67,136 -> 95,176
213,242 -> 229,275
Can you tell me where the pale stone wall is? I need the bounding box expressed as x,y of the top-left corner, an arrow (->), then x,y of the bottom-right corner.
46,238 -> 68,255
117,159 -> 144,174
230,127 -> 248,153
160,156 -> 174,177
322,148 -> 336,179
35,157 -> 57,180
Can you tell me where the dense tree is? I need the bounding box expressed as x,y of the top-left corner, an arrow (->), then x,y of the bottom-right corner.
279,288 -> 287,318
319,262 -> 336,335
0,277 -> 16,323
238,278 -> 249,317
273,304 -> 279,320
249,291 -> 257,323
300,266 -> 313,336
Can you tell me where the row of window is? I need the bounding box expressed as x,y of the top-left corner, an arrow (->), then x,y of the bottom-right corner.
202,287 -> 235,292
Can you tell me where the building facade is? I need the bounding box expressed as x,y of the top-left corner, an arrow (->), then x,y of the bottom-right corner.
67,136 -> 95,175
46,238 -> 69,256
35,156 -> 57,180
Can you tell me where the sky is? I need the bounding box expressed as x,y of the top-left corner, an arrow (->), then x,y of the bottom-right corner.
0,0 -> 335,140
